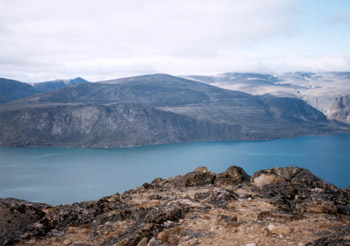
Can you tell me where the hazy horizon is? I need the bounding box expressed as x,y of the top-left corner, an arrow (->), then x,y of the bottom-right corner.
0,0 -> 349,82
2,70 -> 350,84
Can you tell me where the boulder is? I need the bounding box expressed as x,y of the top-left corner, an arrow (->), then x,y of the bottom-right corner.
183,167 -> 216,187
215,165 -> 250,186
157,230 -> 169,243
267,224 -> 293,235
252,173 -> 284,188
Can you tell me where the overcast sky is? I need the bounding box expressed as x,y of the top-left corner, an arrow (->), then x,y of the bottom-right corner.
0,0 -> 349,82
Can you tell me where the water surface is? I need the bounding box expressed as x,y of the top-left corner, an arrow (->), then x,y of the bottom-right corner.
1,133 -> 349,205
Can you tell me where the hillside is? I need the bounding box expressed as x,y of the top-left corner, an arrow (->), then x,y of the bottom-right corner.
0,77 -> 90,105
31,77 -> 90,93
184,72 -> 350,124
0,102 -> 214,148
0,74 -> 346,147
1,166 -> 350,245
0,78 -> 38,104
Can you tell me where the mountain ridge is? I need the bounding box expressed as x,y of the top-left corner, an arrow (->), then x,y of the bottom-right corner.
31,77 -> 90,93
0,73 -> 348,148
0,78 -> 38,104
0,77 -> 90,104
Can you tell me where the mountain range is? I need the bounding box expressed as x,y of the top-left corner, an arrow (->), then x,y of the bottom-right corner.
184,72 -> 350,124
0,77 -> 90,104
30,77 -> 90,93
0,73 -> 348,148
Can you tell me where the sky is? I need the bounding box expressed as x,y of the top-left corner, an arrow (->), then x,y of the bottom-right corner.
0,0 -> 349,82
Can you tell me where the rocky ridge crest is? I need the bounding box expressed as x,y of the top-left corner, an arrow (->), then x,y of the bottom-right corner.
1,166 -> 350,246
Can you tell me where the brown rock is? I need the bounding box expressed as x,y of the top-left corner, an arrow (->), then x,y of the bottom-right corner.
252,173 -> 284,188
194,167 -> 211,173
227,221 -> 243,227
137,237 -> 148,246
147,237 -> 160,246
215,166 -> 250,185
257,211 -> 305,222
231,215 -> 238,221
63,239 -> 72,245
268,224 -> 293,235
184,167 -> 216,187
304,200 -> 338,214
217,214 -> 237,222
170,226 -> 181,235
157,230 -> 169,242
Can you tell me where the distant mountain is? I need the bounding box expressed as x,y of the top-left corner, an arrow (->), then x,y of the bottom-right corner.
31,77 -> 90,93
184,72 -> 350,124
6,74 -> 255,107
0,77 -> 90,104
0,74 -> 346,148
0,78 -> 38,104
186,73 -> 280,86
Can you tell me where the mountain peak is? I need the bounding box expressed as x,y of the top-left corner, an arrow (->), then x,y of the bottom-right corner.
31,77 -> 90,92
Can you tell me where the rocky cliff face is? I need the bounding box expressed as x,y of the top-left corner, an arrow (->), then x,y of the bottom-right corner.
326,95 -> 350,124
0,103 -> 214,148
305,95 -> 350,123
1,166 -> 350,246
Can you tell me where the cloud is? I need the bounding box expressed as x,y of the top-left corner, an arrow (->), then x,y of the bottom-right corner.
0,0 -> 347,82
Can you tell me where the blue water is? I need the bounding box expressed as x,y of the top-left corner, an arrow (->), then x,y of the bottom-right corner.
1,133 -> 349,205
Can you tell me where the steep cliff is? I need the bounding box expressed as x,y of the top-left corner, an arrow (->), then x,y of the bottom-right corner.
306,95 -> 350,124
0,103 -> 211,148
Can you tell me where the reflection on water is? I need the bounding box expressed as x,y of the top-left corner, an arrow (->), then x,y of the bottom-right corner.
1,133 -> 349,205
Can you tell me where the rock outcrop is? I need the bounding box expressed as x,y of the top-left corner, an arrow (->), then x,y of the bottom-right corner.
1,166 -> 350,246
328,95 -> 350,124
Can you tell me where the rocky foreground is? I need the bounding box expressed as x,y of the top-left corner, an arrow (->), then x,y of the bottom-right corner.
1,166 -> 350,246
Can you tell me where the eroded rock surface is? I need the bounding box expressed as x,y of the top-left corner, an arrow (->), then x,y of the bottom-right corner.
1,166 -> 350,246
